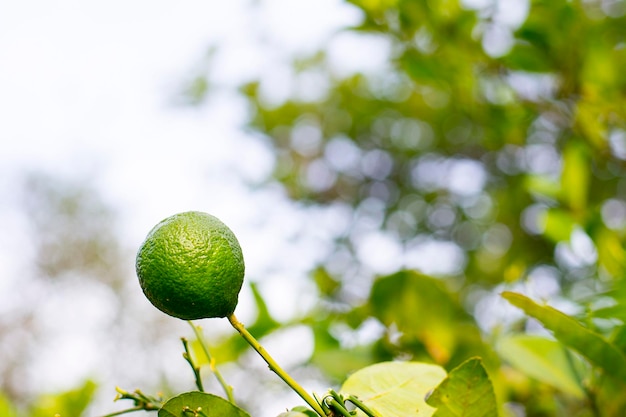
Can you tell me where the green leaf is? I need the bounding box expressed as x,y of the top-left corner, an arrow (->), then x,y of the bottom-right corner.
502,292 -> 626,382
426,357 -> 497,417
524,175 -> 561,200
312,266 -> 341,297
158,392 -> 250,417
0,392 -> 18,417
31,379 -> 97,417
340,361 -> 447,417
594,227 -> 626,278
541,209 -> 576,243
501,42 -> 554,72
496,335 -> 585,397
370,271 -> 473,363
561,141 -> 589,212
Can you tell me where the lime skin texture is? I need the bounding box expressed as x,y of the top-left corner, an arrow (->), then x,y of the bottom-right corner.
136,211 -> 245,320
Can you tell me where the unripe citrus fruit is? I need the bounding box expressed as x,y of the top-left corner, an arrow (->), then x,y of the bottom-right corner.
135,211 -> 245,320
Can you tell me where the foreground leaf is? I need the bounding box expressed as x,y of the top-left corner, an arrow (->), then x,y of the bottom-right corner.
159,392 -> 250,417
426,357 -> 497,417
502,292 -> 626,381
341,361 -> 447,417
496,335 -> 585,397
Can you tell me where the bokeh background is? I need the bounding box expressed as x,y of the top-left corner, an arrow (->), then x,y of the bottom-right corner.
2,0 -> 626,416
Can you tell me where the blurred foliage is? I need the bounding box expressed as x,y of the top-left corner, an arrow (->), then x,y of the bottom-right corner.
0,380 -> 96,417
7,1 -> 626,416
0,172 -> 125,403
30,380 -> 97,417
1,172 -> 181,416
196,0 -> 626,415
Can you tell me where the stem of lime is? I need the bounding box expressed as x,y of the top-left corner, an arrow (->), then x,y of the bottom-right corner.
227,314 -> 327,417
188,321 -> 236,404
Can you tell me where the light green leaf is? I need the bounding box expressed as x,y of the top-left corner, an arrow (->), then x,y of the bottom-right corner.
496,335 -> 585,397
31,379 -> 97,417
158,392 -> 250,417
561,141 -> 589,212
502,292 -> 626,382
524,175 -> 560,200
426,357 -> 497,417
541,209 -> 575,243
0,392 -> 18,417
341,361 -> 447,417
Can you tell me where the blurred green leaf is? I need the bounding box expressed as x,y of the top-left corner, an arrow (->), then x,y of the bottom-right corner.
0,393 -> 18,417
341,361 -> 447,417
541,209 -> 576,243
594,228 -> 626,278
525,175 -> 561,200
370,271 -> 481,364
30,380 -> 96,417
502,292 -> 626,381
561,141 -> 589,213
312,267 -> 341,297
501,43 -> 554,72
496,335 -> 585,397
425,357 -> 497,417
311,343 -> 373,382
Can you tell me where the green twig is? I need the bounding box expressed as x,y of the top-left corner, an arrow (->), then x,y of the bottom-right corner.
324,398 -> 353,417
182,337 -> 205,392
187,321 -> 235,403
227,314 -> 328,417
100,387 -> 161,416
346,395 -> 379,417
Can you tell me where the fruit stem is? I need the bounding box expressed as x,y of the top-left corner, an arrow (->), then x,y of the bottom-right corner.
188,321 -> 236,404
227,314 -> 327,417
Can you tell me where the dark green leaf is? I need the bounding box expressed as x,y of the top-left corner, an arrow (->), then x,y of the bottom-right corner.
426,357 -> 498,417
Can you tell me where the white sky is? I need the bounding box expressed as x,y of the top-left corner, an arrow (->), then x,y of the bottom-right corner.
0,0 -> 364,271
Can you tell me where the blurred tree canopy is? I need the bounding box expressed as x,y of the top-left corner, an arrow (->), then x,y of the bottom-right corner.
7,1 -> 626,416
238,0 -> 626,294
207,0 -> 626,415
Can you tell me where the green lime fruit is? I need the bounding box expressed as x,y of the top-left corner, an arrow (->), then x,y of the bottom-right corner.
136,211 -> 245,320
